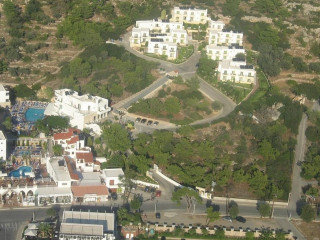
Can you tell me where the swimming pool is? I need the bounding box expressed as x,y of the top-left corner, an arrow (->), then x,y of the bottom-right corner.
25,108 -> 45,122
8,166 -> 33,178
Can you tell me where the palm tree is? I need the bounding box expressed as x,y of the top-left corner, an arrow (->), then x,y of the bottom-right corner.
38,223 -> 52,238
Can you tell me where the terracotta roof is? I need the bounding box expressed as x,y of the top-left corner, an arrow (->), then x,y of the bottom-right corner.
71,185 -> 109,197
76,152 -> 94,163
67,136 -> 79,145
53,128 -> 80,141
64,156 -> 80,180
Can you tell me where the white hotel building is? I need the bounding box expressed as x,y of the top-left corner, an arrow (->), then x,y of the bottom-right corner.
45,89 -> 111,130
208,30 -> 243,46
208,19 -> 225,31
0,84 -> 10,108
218,59 -> 256,84
0,130 -> 6,160
171,6 -> 208,24
206,44 -> 245,61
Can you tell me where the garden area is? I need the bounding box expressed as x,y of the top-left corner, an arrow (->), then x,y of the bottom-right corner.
128,78 -> 221,125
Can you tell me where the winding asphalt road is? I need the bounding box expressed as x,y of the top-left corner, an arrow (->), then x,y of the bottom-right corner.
110,31 -> 236,128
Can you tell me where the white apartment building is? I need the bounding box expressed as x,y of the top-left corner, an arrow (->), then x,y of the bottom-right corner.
46,157 -> 74,188
101,168 -> 125,193
172,6 -> 208,24
136,19 -> 183,33
208,19 -> 225,31
206,44 -> 245,61
148,39 -> 178,59
0,131 -> 6,160
45,89 -> 111,130
218,60 -> 256,84
208,30 -> 243,46
0,84 -> 10,108
59,211 -> 115,240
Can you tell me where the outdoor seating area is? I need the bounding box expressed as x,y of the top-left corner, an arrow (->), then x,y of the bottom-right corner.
12,145 -> 42,165
10,101 -> 48,132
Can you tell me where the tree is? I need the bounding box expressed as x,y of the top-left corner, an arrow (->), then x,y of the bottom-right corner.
69,57 -> 92,78
14,84 -> 34,98
102,123 -> 131,153
3,116 -> 13,131
186,76 -> 200,90
212,101 -> 222,111
300,204 -> 315,222
171,187 -> 202,211
130,195 -> 142,212
222,0 -> 241,17
306,186 -> 319,197
258,202 -> 271,217
46,207 -> 56,217
206,206 -> 220,225
164,97 -> 181,114
160,9 -> 166,20
229,202 -> 239,219
53,144 -> 63,156
38,223 -> 52,238
258,139 -> 279,162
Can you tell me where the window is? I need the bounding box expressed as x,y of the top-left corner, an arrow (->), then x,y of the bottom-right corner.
109,180 -> 114,185
201,13 -> 204,16
62,183 -> 67,186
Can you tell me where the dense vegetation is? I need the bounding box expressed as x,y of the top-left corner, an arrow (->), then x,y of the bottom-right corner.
58,44 -> 157,98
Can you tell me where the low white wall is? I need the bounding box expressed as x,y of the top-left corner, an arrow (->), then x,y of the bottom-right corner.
154,169 -> 182,187
131,179 -> 159,189
213,196 -> 288,207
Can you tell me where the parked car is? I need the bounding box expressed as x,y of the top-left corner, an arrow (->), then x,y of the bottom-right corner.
110,193 -> 118,200
153,121 -> 159,126
135,117 -> 141,123
222,216 -> 232,222
141,119 -> 147,124
144,186 -> 150,192
155,190 -> 162,197
150,187 -> 156,193
156,212 -> 161,219
236,216 -> 246,223
147,120 -> 153,125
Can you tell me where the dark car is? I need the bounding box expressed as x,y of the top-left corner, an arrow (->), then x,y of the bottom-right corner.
141,119 -> 147,124
147,120 -> 153,125
153,121 -> 159,126
110,193 -> 118,200
236,216 -> 246,223
144,186 -> 150,192
156,212 -> 161,219
135,117 -> 141,123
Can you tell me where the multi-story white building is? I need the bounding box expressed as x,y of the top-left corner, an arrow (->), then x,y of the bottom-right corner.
208,19 -> 225,31
44,89 -> 111,130
59,210 -> 115,240
172,6 -> 208,24
206,44 -> 245,61
101,168 -> 125,193
136,19 -> 183,33
0,84 -> 10,108
130,18 -> 188,60
75,151 -> 100,173
218,59 -> 256,84
0,131 -> 6,160
208,30 -> 243,46
148,39 -> 178,59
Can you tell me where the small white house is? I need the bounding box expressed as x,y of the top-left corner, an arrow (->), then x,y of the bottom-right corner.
218,60 -> 256,84
208,19 -> 225,31
0,84 -> 10,108
53,128 -> 85,158
75,151 -> 100,173
0,131 -> 6,161
172,6 -> 208,24
101,168 -> 125,193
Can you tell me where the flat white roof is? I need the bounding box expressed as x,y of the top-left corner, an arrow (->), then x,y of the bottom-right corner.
102,168 -> 124,178
80,172 -> 102,185
0,131 -> 6,140
60,223 -> 103,236
37,186 -> 72,196
49,157 -> 71,182
62,211 -> 115,233
44,103 -> 57,116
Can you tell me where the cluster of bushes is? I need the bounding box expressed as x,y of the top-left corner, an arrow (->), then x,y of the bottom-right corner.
25,42 -> 48,54
290,80 -> 320,100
